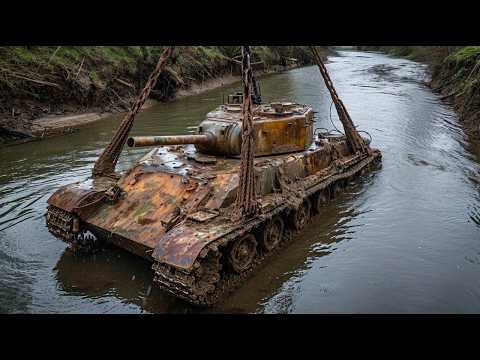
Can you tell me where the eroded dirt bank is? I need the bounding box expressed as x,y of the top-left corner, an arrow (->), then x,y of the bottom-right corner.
11,74 -> 246,142
430,48 -> 480,139
0,46 -> 331,145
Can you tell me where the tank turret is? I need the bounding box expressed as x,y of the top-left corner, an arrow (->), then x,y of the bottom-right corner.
128,101 -> 315,157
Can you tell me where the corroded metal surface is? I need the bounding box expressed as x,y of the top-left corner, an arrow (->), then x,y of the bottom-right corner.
235,45 -> 258,219
152,148 -> 382,305
147,140 -> 378,271
128,134 -> 214,148
45,45 -> 383,306
152,224 -> 230,269
47,131 -> 370,263
127,103 -> 314,156
85,165 -> 208,250
47,127 -> 381,305
47,177 -> 115,214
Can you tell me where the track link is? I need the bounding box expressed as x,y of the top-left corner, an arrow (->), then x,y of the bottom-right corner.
46,205 -> 101,252
46,205 -> 75,242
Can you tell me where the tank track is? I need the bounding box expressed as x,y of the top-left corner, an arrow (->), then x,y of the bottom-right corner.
46,205 -> 75,242
152,152 -> 381,306
153,225 -> 294,306
46,205 -> 101,252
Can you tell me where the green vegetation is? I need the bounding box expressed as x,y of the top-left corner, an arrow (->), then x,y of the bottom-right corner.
446,46 -> 480,64
0,46 -> 319,85
435,47 -> 480,135
0,45 -> 331,142
0,46 -> 327,131
358,46 -> 461,66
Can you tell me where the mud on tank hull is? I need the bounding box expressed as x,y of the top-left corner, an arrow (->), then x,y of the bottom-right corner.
46,134 -> 381,306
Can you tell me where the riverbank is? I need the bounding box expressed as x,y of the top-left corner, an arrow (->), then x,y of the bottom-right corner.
13,73 -> 245,142
0,46 -> 331,145
430,47 -> 480,138
358,46 -> 480,138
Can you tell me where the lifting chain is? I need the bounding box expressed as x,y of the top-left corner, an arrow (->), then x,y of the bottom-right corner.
92,46 -> 175,177
234,45 -> 259,220
309,46 -> 368,154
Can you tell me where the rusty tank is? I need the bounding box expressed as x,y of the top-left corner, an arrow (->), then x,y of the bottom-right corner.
45,46 -> 382,306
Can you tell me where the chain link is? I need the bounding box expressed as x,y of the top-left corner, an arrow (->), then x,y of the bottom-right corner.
92,46 -> 175,177
309,46 -> 368,154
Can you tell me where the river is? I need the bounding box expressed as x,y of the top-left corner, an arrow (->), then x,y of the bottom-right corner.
1,50 -> 480,313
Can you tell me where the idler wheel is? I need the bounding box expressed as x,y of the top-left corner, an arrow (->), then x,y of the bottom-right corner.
313,189 -> 330,214
260,216 -> 284,252
289,199 -> 311,231
228,234 -> 257,273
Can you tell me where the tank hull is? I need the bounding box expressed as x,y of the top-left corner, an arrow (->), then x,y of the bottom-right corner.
46,133 -> 381,306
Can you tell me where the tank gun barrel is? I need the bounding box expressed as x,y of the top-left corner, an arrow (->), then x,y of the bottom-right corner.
127,134 -> 214,148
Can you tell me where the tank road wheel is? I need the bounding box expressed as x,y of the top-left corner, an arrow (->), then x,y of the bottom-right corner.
289,199 -> 311,231
313,189 -> 330,214
260,216 -> 285,252
228,234 -> 257,273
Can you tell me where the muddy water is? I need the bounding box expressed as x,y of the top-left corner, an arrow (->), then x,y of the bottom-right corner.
1,50 -> 480,313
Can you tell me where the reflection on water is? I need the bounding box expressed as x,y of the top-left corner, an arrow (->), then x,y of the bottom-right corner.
1,50 -> 480,313
53,248 -> 194,314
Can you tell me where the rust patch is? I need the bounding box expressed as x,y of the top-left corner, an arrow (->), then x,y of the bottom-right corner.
84,166 -> 201,251
205,172 -> 239,209
151,224 -> 230,270
47,177 -> 115,214
187,210 -> 219,222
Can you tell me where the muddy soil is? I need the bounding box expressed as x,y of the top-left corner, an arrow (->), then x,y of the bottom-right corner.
0,69 -> 293,145
0,59 -> 179,144
0,47 -> 317,145
430,63 -> 480,139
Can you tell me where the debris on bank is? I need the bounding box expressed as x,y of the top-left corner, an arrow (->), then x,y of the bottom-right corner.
0,46 -> 331,145
431,47 -> 480,138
